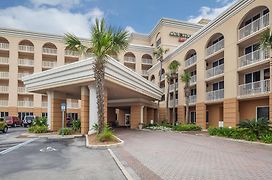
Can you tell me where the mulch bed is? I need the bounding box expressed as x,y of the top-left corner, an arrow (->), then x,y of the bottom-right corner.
88,134 -> 120,145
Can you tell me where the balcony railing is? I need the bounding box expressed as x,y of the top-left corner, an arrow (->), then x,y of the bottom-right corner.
239,13 -> 269,40
189,95 -> 196,104
42,102 -> 48,108
206,64 -> 224,79
0,100 -> 8,106
67,102 -> 79,109
0,85 -> 8,93
169,99 -> 178,107
206,89 -> 224,101
18,72 -> 31,80
124,56 -> 136,63
190,75 -> 197,85
18,101 -> 33,107
0,71 -> 9,79
42,48 -> 57,55
169,83 -> 178,92
18,87 -> 28,93
42,61 -> 57,68
0,57 -> 9,64
65,50 -> 79,57
0,43 -> 9,50
18,59 -> 34,66
206,39 -> 224,57
238,49 -> 270,68
18,45 -> 34,52
142,58 -> 152,65
238,79 -> 270,97
185,55 -> 197,67
160,73 -> 165,81
142,70 -> 148,76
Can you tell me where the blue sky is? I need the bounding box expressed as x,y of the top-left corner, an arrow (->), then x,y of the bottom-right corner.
0,0 -> 236,38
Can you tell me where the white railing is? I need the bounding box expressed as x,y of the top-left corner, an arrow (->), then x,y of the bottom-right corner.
18,45 -> 34,52
0,43 -> 9,50
185,55 -> 197,67
0,85 -> 8,93
18,59 -> 34,66
18,87 -> 28,93
0,71 -> 9,79
0,100 -> 8,106
206,64 -> 224,79
169,99 -> 178,107
142,58 -> 152,65
0,57 -> 9,64
18,72 -> 31,79
206,89 -> 224,101
239,79 -> 270,97
42,61 -> 57,68
18,101 -> 33,107
189,95 -> 196,104
169,83 -> 178,92
42,48 -> 57,55
65,50 -> 79,57
239,13 -> 269,40
67,102 -> 79,109
160,73 -> 165,81
42,102 -> 48,108
206,39 -> 224,57
124,56 -> 136,63
238,49 -> 270,68
142,70 -> 148,76
190,75 -> 197,85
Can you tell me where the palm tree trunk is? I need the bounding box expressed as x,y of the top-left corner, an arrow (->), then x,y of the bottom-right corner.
157,61 -> 163,123
166,81 -> 170,122
94,58 -> 105,134
186,96 -> 189,124
172,78 -> 176,126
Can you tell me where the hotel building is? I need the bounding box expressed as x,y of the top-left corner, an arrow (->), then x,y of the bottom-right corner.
2,0 -> 272,133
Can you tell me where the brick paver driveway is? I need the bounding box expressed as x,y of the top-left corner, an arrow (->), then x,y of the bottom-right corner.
113,129 -> 272,180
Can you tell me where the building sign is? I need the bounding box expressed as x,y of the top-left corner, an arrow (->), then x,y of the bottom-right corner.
169,32 -> 191,42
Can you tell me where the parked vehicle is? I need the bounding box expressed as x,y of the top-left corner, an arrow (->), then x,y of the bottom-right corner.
23,115 -> 35,127
4,116 -> 22,127
0,117 -> 8,133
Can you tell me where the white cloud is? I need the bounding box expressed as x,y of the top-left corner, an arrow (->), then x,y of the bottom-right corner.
188,0 -> 236,23
125,26 -> 136,34
0,5 -> 104,38
30,0 -> 81,9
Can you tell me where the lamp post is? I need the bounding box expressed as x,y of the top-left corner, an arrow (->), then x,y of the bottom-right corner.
61,102 -> 66,137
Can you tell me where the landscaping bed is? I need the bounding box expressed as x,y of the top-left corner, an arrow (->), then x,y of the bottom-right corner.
88,134 -> 120,145
144,122 -> 202,132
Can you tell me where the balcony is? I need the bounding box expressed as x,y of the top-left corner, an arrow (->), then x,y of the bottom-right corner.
0,57 -> 9,65
42,48 -> 57,55
189,95 -> 196,105
18,87 -> 28,94
42,102 -> 48,108
206,39 -> 224,57
185,55 -> 197,68
206,64 -> 224,79
0,71 -> 9,79
124,56 -> 136,63
206,89 -> 224,102
160,74 -> 165,81
18,45 -> 34,53
238,49 -> 270,68
142,70 -> 148,76
0,100 -> 8,106
169,99 -> 178,107
190,75 -> 197,85
67,102 -> 79,109
161,87 -> 165,93
18,100 -> 33,107
169,83 -> 178,92
0,43 -> 9,50
18,72 -> 31,80
65,50 -> 79,57
18,59 -> 34,67
142,58 -> 152,65
0,85 -> 8,93
239,13 -> 269,40
42,61 -> 57,69
238,79 -> 270,97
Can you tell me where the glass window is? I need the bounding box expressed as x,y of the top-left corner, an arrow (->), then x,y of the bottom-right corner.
190,111 -> 196,124
257,107 -> 269,120
219,81 -> 224,89
264,69 -> 270,80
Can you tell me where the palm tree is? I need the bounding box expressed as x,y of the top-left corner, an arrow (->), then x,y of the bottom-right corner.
181,72 -> 191,124
260,28 -> 272,50
64,18 -> 129,133
168,60 -> 180,126
165,73 -> 171,122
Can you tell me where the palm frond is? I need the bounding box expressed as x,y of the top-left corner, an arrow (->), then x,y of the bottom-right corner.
181,72 -> 191,83
168,60 -> 180,74
64,33 -> 87,55
260,28 -> 272,50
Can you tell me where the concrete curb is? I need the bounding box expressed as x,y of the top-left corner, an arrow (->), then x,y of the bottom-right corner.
21,133 -> 83,139
108,149 -> 133,180
85,135 -> 124,150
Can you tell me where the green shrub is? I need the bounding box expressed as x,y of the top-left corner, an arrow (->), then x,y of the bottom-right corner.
260,134 -> 272,143
161,121 -> 172,128
28,125 -> 48,133
238,118 -> 271,137
97,124 -> 114,142
172,124 -> 202,131
71,119 -> 81,132
33,117 -> 47,126
58,128 -> 73,135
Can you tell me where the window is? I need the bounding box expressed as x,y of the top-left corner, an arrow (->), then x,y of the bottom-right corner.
42,113 -> 48,117
190,71 -> 196,76
190,111 -> 196,124
256,106 -> 269,120
191,89 -> 197,96
0,112 -> 8,118
18,112 -> 33,120
212,81 -> 224,91
212,58 -> 224,67
244,44 -> 259,56
212,36 -> 224,45
156,38 -> 161,47
245,71 -> 260,84
264,69 -> 270,80
67,113 -> 78,120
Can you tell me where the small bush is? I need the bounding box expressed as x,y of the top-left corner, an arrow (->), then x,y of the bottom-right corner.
260,134 -> 272,143
71,119 -> 81,132
172,124 -> 202,131
97,124 -> 114,142
33,117 -> 47,126
28,125 -> 48,133
161,121 -> 173,128
58,128 -> 73,135
238,118 -> 271,137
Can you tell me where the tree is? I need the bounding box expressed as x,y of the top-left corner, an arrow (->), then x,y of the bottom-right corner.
260,28 -> 272,50
64,18 -> 129,133
181,72 -> 191,124
168,60 -> 180,126
165,73 -> 171,122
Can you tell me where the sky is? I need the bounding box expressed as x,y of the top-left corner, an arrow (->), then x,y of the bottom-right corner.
0,0 -> 237,38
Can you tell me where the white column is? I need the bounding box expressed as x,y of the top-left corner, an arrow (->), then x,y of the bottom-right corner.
88,84 -> 98,134
140,105 -> 144,124
47,91 -> 53,130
